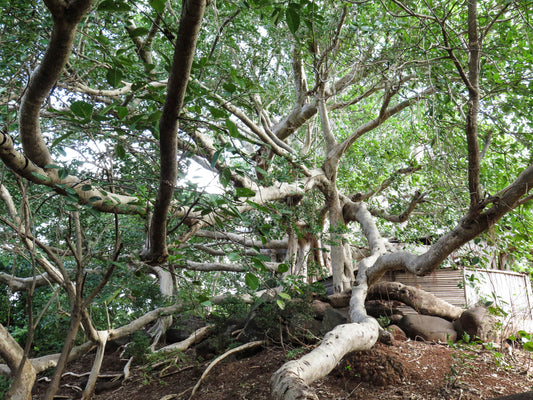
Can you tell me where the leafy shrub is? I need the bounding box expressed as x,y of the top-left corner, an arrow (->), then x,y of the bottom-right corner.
0,375 -> 12,398
124,331 -> 151,364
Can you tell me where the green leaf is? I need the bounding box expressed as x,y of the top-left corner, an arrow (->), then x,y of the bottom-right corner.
285,4 -> 301,34
211,148 -> 224,167
226,118 -> 239,138
70,101 -> 93,119
227,252 -> 240,262
149,0 -> 166,13
115,106 -> 129,120
81,184 -> 92,191
115,144 -> 126,159
252,254 -> 271,262
58,168 -> 69,180
276,299 -> 286,310
88,196 -> 102,202
524,342 -> 533,352
220,168 -> 232,187
106,68 -> 124,87
236,187 -> 256,197
223,82 -> 237,93
30,172 -> 49,182
277,263 -> 289,273
98,0 -> 131,11
246,200 -> 270,213
278,292 -> 291,300
245,273 -> 259,290
129,27 -> 149,37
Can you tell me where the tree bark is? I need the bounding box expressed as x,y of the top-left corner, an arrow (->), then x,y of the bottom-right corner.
143,0 -> 206,263
0,324 -> 36,400
368,281 -> 463,320
271,319 -> 379,400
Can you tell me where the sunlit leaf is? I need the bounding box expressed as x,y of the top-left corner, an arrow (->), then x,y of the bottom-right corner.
286,4 -> 301,34
70,101 -> 93,119
149,0 -> 166,13
106,68 -> 124,87
245,273 -> 259,290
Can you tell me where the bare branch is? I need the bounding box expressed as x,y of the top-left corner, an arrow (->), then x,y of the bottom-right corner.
172,260 -> 280,273
368,190 -> 427,223
335,86 -> 435,160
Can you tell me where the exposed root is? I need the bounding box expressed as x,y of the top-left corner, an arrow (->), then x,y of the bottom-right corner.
156,325 -> 212,354
189,340 -> 266,399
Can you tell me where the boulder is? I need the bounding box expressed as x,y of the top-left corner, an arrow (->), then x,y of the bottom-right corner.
398,314 -> 457,342
455,306 -> 499,342
321,307 -> 348,334
387,324 -> 407,341
311,299 -> 331,319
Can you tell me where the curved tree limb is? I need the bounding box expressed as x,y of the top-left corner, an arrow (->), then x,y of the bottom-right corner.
0,132 -> 144,214
20,0 -> 93,167
143,0 -> 206,263
366,163 -> 533,285
368,190 -> 427,223
368,281 -> 463,320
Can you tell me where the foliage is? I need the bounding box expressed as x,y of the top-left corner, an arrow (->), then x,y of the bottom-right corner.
0,0 -> 532,396
123,331 -> 152,364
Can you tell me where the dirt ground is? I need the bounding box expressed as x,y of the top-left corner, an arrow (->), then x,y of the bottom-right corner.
32,339 -> 533,400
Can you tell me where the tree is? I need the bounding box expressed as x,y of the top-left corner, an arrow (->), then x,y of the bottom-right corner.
0,0 -> 531,399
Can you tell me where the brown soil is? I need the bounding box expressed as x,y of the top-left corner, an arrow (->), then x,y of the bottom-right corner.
32,339 -> 533,400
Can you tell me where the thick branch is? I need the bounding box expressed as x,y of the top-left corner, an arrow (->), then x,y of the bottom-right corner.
465,0 -> 482,212
368,281 -> 463,320
0,272 -> 50,292
143,0 -> 206,263
20,0 -> 93,167
195,230 -> 288,249
0,132 -> 144,214
173,260 -> 281,273
366,164 -> 533,284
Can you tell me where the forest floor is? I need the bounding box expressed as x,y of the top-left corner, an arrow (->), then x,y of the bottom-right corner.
32,337 -> 533,400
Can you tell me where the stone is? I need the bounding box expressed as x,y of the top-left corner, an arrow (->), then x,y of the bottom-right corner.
311,299 -> 331,319
456,306 -> 499,342
387,324 -> 407,341
321,307 -> 348,334
398,314 -> 457,342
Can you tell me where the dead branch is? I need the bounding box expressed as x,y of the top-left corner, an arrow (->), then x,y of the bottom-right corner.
156,325 -> 212,354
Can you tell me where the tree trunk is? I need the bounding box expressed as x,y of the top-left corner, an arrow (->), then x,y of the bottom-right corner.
0,324 -> 37,400
271,318 -> 379,400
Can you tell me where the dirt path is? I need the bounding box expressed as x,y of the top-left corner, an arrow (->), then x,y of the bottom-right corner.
32,340 -> 533,400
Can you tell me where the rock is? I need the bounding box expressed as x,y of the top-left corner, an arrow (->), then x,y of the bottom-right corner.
389,314 -> 403,325
387,324 -> 407,341
311,299 -> 331,319
329,292 -> 351,308
456,306 -> 499,342
321,307 -> 348,334
398,314 -> 457,342
365,299 -> 403,319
